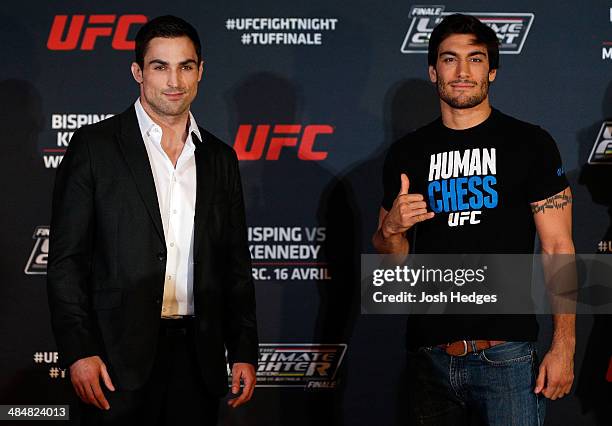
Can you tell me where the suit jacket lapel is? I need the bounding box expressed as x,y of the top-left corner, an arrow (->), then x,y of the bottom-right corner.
193,131 -> 215,259
116,106 -> 165,245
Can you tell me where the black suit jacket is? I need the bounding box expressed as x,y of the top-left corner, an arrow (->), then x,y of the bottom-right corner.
47,106 -> 258,396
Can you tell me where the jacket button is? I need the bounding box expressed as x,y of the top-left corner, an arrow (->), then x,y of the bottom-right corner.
157,252 -> 166,261
155,298 -> 161,305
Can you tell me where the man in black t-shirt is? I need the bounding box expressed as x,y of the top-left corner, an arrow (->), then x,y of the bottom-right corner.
372,14 -> 575,425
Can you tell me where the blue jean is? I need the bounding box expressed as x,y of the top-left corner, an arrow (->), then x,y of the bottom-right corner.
406,341 -> 545,426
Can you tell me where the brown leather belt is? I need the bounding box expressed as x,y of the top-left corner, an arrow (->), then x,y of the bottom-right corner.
437,340 -> 506,356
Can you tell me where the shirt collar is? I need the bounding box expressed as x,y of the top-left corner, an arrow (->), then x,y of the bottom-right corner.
134,98 -> 202,146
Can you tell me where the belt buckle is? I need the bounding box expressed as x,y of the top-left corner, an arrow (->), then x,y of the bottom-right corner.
459,340 -> 469,356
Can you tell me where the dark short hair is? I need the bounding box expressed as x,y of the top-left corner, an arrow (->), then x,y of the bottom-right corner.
428,14 -> 499,70
134,15 -> 202,68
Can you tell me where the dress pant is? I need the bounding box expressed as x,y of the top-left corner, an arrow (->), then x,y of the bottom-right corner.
80,317 -> 220,426
406,342 -> 545,426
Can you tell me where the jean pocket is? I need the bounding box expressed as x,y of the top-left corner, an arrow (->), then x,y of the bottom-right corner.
480,341 -> 533,366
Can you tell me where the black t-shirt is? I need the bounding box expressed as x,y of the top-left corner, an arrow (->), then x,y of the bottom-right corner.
381,109 -> 569,348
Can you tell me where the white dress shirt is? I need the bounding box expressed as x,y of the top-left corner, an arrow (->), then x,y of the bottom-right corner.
134,98 -> 199,317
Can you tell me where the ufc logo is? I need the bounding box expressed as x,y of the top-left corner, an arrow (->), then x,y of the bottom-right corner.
448,210 -> 481,227
47,14 -> 147,50
233,124 -> 333,161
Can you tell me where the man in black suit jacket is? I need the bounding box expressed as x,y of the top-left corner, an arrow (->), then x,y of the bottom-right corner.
47,16 -> 258,425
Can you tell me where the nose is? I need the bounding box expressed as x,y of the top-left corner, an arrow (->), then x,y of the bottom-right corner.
167,68 -> 180,88
456,60 -> 470,79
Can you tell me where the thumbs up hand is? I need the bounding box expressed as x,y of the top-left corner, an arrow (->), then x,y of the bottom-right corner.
381,174 -> 434,239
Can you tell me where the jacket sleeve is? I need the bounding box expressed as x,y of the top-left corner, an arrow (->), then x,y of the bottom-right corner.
223,149 -> 259,367
47,130 -> 102,368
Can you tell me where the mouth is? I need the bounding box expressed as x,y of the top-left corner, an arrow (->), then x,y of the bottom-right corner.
163,92 -> 185,100
450,81 -> 477,89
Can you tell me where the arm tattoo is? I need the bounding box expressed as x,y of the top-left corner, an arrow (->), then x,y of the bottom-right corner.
531,192 -> 573,215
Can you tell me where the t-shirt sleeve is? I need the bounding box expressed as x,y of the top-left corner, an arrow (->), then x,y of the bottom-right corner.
526,128 -> 569,203
381,142 -> 400,211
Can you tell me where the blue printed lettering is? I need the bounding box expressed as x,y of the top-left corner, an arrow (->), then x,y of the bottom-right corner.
482,175 -> 498,208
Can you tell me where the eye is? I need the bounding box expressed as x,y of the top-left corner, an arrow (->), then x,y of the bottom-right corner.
154,65 -> 166,70
182,65 -> 194,70
442,57 -> 455,63
469,57 -> 483,62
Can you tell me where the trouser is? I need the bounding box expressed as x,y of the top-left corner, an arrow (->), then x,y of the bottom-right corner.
80,318 -> 220,426
406,341 -> 545,426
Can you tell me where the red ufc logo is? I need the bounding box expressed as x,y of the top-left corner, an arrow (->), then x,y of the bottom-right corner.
47,15 -> 147,50
233,124 -> 333,161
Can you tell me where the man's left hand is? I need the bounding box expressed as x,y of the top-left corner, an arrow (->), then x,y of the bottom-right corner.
534,345 -> 574,400
228,362 -> 256,408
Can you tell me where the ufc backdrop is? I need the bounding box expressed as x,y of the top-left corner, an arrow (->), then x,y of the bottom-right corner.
1,0 -> 611,424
